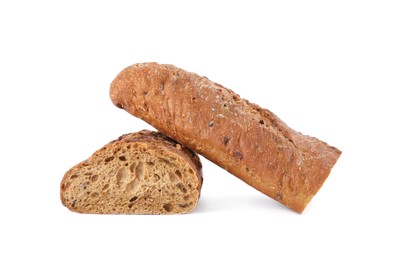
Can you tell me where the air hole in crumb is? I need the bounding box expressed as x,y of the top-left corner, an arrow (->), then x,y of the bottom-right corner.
70,174 -> 79,179
135,162 -> 144,180
183,195 -> 190,201
129,162 -> 137,173
223,103 -> 227,108
179,204 -> 189,208
104,156 -> 114,163
91,175 -> 98,182
125,179 -> 139,192
129,196 -> 138,203
175,170 -> 182,179
176,183 -> 187,193
259,119 -> 265,125
91,192 -> 99,198
102,184 -> 109,191
116,167 -> 128,186
163,204 -> 173,212
127,144 -> 131,149
147,161 -> 155,166
168,171 -> 177,183
119,156 -> 126,161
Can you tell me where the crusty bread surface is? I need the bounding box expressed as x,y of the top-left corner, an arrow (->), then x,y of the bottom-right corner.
110,62 -> 341,213
60,130 -> 203,214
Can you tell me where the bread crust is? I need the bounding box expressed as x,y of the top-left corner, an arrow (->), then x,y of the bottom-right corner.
110,63 -> 341,213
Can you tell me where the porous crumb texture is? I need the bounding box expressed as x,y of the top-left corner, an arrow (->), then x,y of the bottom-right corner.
60,130 -> 203,214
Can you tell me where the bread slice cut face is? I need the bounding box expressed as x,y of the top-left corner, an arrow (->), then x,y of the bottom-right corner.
61,130 -> 203,214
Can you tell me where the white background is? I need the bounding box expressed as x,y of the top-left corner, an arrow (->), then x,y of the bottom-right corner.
1,1 -> 396,259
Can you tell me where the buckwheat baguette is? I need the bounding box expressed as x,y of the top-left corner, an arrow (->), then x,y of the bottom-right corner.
60,130 -> 203,214
110,62 -> 341,213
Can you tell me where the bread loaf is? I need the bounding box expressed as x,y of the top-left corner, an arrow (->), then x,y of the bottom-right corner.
60,130 -> 203,214
110,62 -> 341,213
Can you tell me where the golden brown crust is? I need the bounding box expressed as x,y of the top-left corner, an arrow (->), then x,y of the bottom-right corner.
110,62 -> 341,213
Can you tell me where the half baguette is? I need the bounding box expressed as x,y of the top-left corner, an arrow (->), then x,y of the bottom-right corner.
110,62 -> 341,213
60,130 -> 203,214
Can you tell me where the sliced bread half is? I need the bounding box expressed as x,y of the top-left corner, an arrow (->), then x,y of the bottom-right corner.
60,130 -> 203,214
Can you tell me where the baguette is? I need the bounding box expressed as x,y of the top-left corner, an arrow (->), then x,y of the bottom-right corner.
110,62 -> 341,213
60,130 -> 203,214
